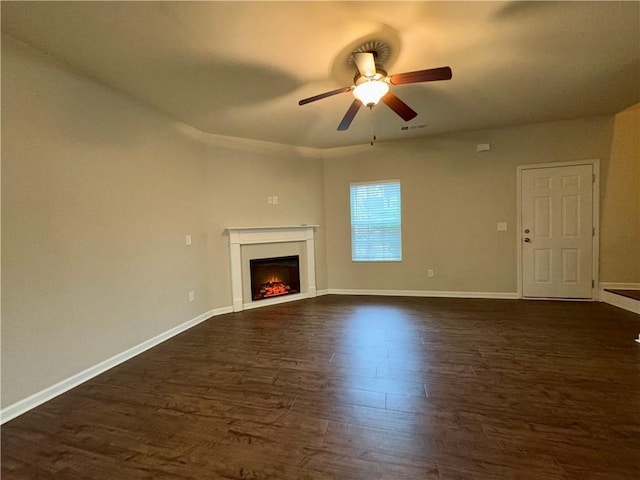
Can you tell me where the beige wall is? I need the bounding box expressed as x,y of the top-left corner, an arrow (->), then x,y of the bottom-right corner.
600,103 -> 640,283
322,116 -> 621,293
2,37 -> 207,407
0,37 -> 326,408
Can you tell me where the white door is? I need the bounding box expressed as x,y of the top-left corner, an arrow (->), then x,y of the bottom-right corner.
521,164 -> 594,298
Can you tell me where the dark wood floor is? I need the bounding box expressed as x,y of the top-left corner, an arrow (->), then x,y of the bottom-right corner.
2,296 -> 639,479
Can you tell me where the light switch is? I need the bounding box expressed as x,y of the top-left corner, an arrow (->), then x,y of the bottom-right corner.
185,235 -> 192,245
272,196 -> 279,204
497,222 -> 508,231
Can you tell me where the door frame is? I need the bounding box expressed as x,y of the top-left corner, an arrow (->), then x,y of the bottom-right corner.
516,159 -> 600,300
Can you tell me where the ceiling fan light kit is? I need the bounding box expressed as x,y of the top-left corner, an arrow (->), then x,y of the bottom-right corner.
298,48 -> 452,132
352,80 -> 389,107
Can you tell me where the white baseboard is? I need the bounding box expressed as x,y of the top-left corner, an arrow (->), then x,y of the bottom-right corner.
0,305 -> 233,425
598,282 -> 640,314
598,282 -> 640,315
600,291 -> 640,314
326,289 -> 519,300
240,288 -> 330,310
598,282 -> 640,296
242,292 -> 308,310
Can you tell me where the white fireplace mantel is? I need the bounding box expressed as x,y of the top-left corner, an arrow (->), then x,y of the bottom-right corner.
226,225 -> 318,312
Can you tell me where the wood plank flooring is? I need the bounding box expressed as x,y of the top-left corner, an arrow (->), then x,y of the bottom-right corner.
2,295 -> 639,479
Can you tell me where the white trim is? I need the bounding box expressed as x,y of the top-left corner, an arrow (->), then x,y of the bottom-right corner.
598,282 -> 640,314
516,159 -> 600,300
327,289 -> 519,299
598,282 -> 640,292
600,291 -> 640,315
316,289 -> 330,296
242,292 -> 309,310
0,306 -> 232,425
350,179 -> 400,187
226,225 -> 318,312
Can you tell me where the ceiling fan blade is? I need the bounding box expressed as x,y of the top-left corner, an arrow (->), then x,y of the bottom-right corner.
388,66 -> 452,85
381,92 -> 418,121
353,52 -> 377,77
299,86 -> 351,106
337,100 -> 362,131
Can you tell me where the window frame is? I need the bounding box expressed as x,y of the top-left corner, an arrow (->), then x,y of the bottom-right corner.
349,179 -> 403,263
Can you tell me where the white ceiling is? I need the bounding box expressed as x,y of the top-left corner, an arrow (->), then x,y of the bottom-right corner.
2,1 -> 639,149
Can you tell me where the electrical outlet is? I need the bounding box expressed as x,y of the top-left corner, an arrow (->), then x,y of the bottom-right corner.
185,235 -> 192,245
427,269 -> 435,278
188,290 -> 195,302
497,222 -> 508,231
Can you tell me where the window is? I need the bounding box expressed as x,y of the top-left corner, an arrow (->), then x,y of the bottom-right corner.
350,180 -> 402,262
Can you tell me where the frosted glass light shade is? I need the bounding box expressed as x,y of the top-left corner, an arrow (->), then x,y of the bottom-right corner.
353,80 -> 389,106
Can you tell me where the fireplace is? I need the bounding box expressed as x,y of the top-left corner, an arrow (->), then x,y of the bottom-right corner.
250,255 -> 301,301
227,226 -> 317,311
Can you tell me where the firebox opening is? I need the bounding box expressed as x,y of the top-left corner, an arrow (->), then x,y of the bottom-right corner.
250,255 -> 300,301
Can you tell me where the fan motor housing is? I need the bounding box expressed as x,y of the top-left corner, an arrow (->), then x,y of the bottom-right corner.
331,32 -> 400,86
353,69 -> 388,85
348,40 -> 392,69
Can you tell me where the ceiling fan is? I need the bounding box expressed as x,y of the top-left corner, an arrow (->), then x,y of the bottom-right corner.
298,52 -> 452,131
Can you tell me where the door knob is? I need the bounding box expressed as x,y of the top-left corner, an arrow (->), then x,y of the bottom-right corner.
524,229 -> 530,234
524,237 -> 531,243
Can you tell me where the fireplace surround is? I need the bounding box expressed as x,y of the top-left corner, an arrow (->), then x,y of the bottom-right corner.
226,226 -> 317,311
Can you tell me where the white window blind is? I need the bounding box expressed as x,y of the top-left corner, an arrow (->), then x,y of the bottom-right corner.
350,180 -> 402,262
